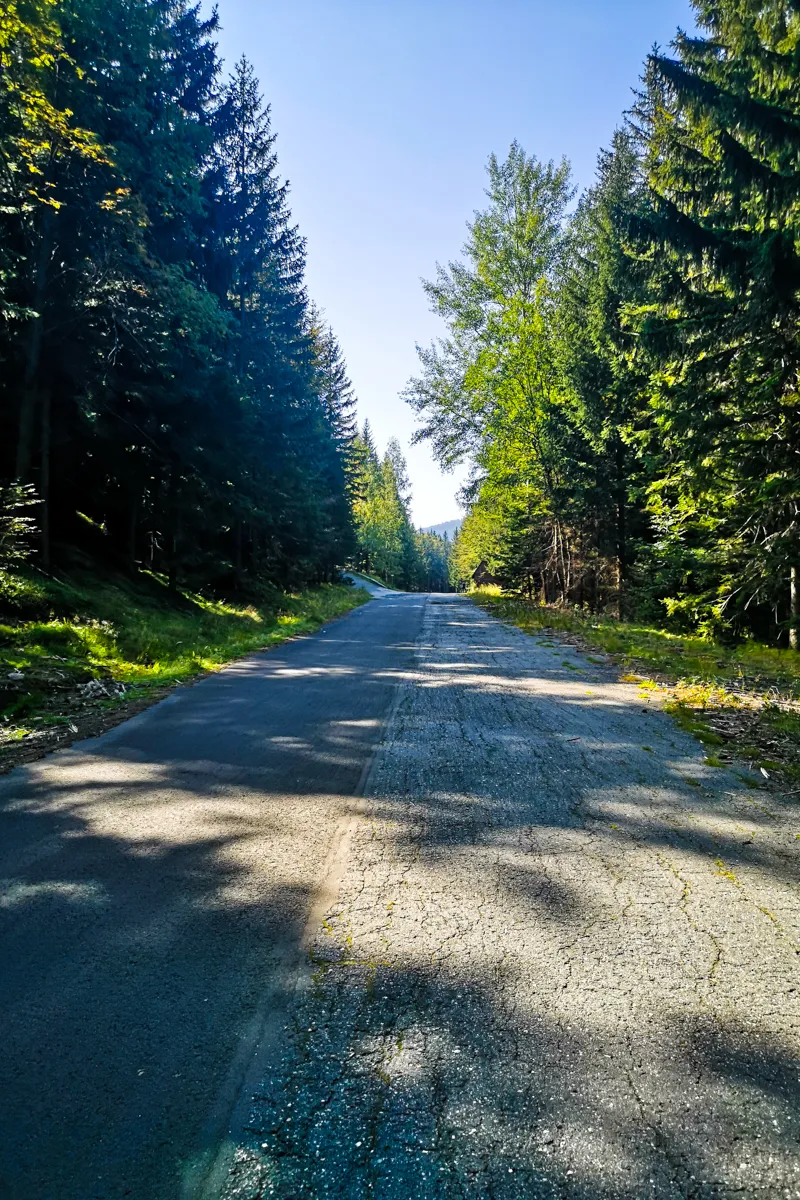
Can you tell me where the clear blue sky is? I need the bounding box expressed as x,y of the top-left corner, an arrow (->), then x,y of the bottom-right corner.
210,0 -> 695,526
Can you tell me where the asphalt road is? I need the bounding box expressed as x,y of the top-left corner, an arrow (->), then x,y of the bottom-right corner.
2,592 -> 799,1200
222,596 -> 800,1200
0,590 -> 424,1200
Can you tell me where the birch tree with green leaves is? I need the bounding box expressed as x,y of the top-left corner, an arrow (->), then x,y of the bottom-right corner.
406,144 -> 598,602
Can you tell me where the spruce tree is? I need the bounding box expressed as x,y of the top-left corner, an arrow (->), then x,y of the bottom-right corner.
0,5 -> 357,593
633,1 -> 800,638
558,130 -> 651,612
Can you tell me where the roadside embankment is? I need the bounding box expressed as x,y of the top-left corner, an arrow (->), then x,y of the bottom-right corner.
474,590 -> 800,792
0,568 -> 368,770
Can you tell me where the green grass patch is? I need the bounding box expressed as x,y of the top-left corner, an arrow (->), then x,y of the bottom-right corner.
472,592 -> 800,698
663,701 -> 726,745
473,591 -> 800,785
0,567 -> 368,730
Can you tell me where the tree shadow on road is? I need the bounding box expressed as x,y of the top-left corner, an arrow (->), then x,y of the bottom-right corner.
224,941 -> 800,1199
0,780 -> 322,1200
218,598 -> 800,1198
0,597 -> 426,1199
0,594 -> 797,1199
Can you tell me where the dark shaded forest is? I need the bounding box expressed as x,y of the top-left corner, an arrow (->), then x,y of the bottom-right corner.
0,0 -> 454,598
1,0 -> 359,592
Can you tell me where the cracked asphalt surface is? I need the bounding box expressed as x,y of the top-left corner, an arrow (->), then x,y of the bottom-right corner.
1,591 -> 798,1198
0,591 -> 421,1200
222,595 -> 800,1200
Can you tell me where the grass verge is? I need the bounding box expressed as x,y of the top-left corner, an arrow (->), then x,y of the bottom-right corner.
473,589 -> 800,791
0,567 -> 368,770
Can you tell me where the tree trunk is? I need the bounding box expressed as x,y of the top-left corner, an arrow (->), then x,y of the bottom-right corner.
16,210 -> 54,482
16,384 -> 40,486
616,438 -> 627,619
234,518 -> 243,589
166,464 -> 179,592
129,494 -> 139,570
39,388 -> 51,569
147,477 -> 160,569
790,567 -> 799,650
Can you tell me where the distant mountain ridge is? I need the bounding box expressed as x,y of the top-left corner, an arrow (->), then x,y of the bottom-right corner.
422,518 -> 462,539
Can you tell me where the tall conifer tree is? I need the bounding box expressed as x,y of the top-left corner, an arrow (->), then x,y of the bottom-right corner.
633,1 -> 800,636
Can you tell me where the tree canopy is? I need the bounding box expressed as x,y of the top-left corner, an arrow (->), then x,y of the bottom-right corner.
0,1 -> 356,591
408,0 -> 800,644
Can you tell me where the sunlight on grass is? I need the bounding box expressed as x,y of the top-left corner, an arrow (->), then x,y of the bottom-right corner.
473,591 -> 800,699
0,569 -> 368,728
473,590 -> 800,784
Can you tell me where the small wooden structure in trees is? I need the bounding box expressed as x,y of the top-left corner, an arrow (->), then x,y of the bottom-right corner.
472,560 -> 500,587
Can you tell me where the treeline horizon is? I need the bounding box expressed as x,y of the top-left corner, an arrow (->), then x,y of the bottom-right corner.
350,422 -> 452,592
409,0 -> 800,645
